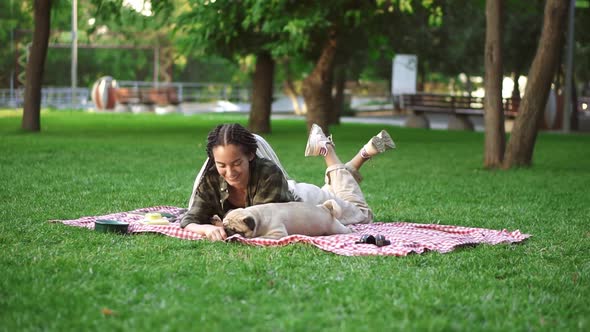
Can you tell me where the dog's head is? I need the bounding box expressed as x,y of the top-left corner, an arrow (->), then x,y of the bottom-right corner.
222,209 -> 257,238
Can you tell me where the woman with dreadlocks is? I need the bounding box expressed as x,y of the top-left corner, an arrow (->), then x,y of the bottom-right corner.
180,123 -> 395,241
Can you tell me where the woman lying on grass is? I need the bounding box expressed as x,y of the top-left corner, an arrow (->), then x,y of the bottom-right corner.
180,123 -> 395,241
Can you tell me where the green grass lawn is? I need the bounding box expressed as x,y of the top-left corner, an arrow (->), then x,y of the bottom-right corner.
1,110 -> 588,331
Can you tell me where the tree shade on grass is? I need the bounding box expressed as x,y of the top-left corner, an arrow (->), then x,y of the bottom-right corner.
0,111 -> 588,331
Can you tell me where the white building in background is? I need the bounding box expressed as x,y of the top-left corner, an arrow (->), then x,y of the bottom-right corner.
391,54 -> 418,96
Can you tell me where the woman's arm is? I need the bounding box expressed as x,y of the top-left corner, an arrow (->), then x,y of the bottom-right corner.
181,172 -> 223,228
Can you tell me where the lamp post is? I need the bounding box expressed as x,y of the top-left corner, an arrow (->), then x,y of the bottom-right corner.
9,0 -> 15,107
563,0 -> 575,132
71,0 -> 78,107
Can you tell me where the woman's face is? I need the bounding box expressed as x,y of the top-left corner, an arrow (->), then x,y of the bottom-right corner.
212,144 -> 253,190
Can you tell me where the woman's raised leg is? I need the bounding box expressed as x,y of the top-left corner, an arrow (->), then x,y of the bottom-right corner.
345,130 -> 396,182
303,124 -> 373,224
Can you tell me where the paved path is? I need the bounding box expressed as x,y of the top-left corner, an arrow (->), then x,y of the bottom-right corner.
178,96 -> 491,132
270,113 -> 486,132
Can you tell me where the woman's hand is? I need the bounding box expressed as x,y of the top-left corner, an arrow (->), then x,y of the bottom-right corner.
184,223 -> 227,241
203,224 -> 227,241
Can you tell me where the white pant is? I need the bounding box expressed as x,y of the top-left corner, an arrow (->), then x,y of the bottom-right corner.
188,134 -> 373,225
287,164 -> 373,225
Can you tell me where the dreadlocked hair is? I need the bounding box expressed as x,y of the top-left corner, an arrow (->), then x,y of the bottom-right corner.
206,123 -> 258,159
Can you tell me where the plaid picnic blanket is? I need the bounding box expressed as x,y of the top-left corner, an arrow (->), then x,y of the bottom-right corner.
52,205 -> 530,256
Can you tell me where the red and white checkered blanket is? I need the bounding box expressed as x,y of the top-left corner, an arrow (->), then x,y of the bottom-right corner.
52,205 -> 530,256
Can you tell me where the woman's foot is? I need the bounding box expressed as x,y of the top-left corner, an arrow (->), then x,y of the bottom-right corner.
360,130 -> 396,159
305,124 -> 334,157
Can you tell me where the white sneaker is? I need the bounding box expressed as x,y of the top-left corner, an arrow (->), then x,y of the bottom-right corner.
362,130 -> 395,158
304,124 -> 334,157
372,130 -> 396,152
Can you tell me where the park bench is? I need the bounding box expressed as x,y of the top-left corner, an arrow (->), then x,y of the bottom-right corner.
400,93 -> 519,130
114,87 -> 179,113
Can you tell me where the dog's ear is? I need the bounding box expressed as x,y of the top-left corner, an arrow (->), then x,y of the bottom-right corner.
210,214 -> 223,227
322,199 -> 342,219
244,216 -> 256,230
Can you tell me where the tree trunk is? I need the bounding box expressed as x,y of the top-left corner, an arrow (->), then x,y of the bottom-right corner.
571,75 -> 578,130
417,62 -> 426,92
330,65 -> 346,125
503,0 -> 569,168
511,72 -> 521,100
282,61 -> 304,115
22,0 -> 52,132
283,80 -> 304,115
248,51 -> 274,134
302,33 -> 337,134
483,0 -> 505,168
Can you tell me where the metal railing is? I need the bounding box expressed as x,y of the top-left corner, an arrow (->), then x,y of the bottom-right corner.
116,81 -> 251,103
0,87 -> 90,109
0,83 -> 252,109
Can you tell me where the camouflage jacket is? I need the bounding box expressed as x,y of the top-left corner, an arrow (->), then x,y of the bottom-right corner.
180,157 -> 295,228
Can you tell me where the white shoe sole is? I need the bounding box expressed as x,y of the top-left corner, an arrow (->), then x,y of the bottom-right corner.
372,130 -> 396,153
305,124 -> 331,156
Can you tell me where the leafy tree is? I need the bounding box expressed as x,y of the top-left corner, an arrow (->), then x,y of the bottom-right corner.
43,46 -> 155,87
503,0 -> 543,97
22,0 -> 53,132
427,0 -> 485,83
503,0 -> 569,167
0,1 -> 32,89
176,0 -> 278,133
89,0 -> 177,82
573,1 -> 590,94
176,0 -> 441,133
380,0 -> 483,91
384,0 -> 542,97
483,0 -> 505,168
290,1 -> 433,132
481,0 -> 570,168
